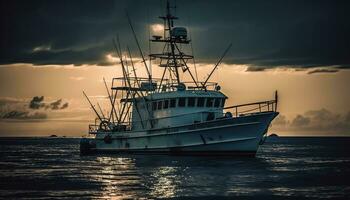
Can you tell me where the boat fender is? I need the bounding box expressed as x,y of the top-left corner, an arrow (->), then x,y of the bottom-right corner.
103,134 -> 112,144
225,112 -> 233,118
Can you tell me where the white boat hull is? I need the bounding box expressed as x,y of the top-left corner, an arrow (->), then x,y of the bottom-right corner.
81,112 -> 278,156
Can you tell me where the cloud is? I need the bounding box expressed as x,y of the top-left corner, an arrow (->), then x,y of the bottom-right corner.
28,96 -> 69,110
60,102 -> 69,109
0,0 -> 349,69
273,109 -> 350,134
272,114 -> 288,126
307,68 -> 339,74
49,99 -> 62,110
346,112 -> 350,123
1,96 -> 69,121
245,66 -> 266,72
29,96 -> 45,109
291,114 -> 310,127
0,97 -> 25,107
69,76 -> 85,81
49,99 -> 69,110
2,111 -> 47,120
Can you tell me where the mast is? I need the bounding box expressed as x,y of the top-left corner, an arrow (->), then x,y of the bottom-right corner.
166,1 -> 180,84
149,0 -> 197,88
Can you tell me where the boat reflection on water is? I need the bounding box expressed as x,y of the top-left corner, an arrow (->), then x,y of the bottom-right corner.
87,155 -> 271,199
93,156 -> 187,199
148,166 -> 180,198
94,156 -> 141,199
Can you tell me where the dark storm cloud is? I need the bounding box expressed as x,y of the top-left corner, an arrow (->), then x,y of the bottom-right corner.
0,96 -> 68,121
2,111 -> 47,120
1,0 -> 350,69
29,96 -> 45,109
273,109 -> 350,133
245,66 -> 266,72
28,96 -> 69,110
49,99 -> 69,110
307,68 -> 339,74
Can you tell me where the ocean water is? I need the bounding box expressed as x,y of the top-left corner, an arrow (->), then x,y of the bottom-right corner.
0,137 -> 349,199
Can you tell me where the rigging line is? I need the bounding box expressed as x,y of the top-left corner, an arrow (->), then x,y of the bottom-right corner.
147,4 -> 152,78
118,91 -> 130,124
174,43 -> 198,87
127,46 -> 152,128
114,37 -> 133,125
158,68 -> 167,92
112,90 -> 121,120
113,38 -> 127,83
126,12 -> 152,82
116,36 -> 133,91
127,47 -> 141,91
109,88 -> 114,123
127,47 -> 145,129
113,36 -> 127,112
97,102 -> 105,119
82,91 -> 103,122
103,78 -> 118,123
121,93 -> 134,124
202,43 -> 232,87
189,30 -> 198,82
116,38 -> 137,127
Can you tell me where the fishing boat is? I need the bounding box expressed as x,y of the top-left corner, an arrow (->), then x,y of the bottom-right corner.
80,2 -> 279,156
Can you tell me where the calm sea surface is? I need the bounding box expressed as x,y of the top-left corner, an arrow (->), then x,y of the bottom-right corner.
0,137 -> 349,199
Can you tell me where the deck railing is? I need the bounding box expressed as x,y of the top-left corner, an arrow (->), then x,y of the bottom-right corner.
110,77 -> 219,93
223,99 -> 278,117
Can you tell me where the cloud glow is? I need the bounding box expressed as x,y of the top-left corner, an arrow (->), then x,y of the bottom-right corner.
33,45 -> 51,52
106,54 -> 118,63
150,24 -> 164,35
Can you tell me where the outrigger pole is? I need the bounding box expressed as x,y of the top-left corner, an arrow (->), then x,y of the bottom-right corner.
202,43 -> 232,87
126,12 -> 152,83
82,91 -> 103,122
127,46 -> 146,129
103,77 -> 118,123
113,36 -> 134,125
97,102 -> 105,119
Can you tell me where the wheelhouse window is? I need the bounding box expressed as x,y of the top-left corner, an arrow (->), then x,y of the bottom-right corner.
170,99 -> 176,108
214,98 -> 221,107
221,98 -> 226,107
206,98 -> 214,107
197,97 -> 205,107
188,97 -> 195,107
163,99 -> 169,109
152,101 -> 157,110
178,97 -> 186,107
157,101 -> 163,110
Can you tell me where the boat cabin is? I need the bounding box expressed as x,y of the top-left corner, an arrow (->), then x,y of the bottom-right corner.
131,90 -> 227,131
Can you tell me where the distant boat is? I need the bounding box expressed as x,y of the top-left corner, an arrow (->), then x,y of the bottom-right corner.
80,1 -> 279,156
49,134 -> 58,138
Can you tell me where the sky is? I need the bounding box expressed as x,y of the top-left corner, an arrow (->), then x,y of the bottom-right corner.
0,0 -> 349,136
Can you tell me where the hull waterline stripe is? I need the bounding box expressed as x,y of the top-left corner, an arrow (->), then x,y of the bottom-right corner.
96,136 -> 257,151
96,121 -> 261,140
